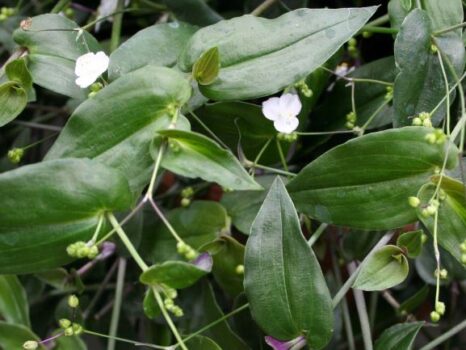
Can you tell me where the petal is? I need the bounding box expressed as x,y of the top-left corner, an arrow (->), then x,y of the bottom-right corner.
262,97 -> 282,121
279,93 -> 302,117
93,51 -> 110,75
75,52 -> 95,76
264,336 -> 289,350
192,252 -> 213,272
274,116 -> 299,134
75,74 -> 98,88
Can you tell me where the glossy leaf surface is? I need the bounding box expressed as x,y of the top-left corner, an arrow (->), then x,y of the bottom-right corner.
245,178 -> 333,348
179,7 -> 377,100
287,127 -> 458,230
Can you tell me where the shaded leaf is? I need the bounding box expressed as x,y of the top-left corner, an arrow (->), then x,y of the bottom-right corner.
0,322 -> 44,349
185,335 -> 222,350
5,58 -> 32,89
374,322 -> 424,350
0,275 -> 30,327
160,0 -> 222,26
397,230 -> 424,258
193,47 -> 220,85
0,81 -> 27,127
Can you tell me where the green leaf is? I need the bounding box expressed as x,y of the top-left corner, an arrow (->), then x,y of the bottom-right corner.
388,0 -> 413,30
342,230 -> 386,261
287,127 -> 459,230
153,129 -> 261,190
142,201 -> 227,263
353,245 -> 409,291
192,102 -> 282,164
0,158 -> 133,274
202,235 -> 245,296
0,275 -> 30,327
159,0 -> 222,26
221,175 -> 287,234
0,81 -> 27,127
423,0 -> 463,33
193,47 -> 220,85
397,230 -> 424,258
179,7 -> 377,100
393,9 -> 465,126
0,322 -> 44,350
143,289 -> 161,319
13,14 -> 100,99
140,260 -> 210,289
35,268 -> 77,291
185,335 -> 222,350
416,176 -> 466,265
108,22 -> 197,81
399,285 -> 429,315
374,322 -> 424,350
245,177 -> 333,348
54,334 -> 87,350
400,0 -> 412,11
5,58 -> 32,89
45,66 -> 192,196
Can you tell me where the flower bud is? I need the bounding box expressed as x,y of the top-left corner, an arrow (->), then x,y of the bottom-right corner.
181,198 -> 191,207
176,242 -> 189,254
348,38 -> 357,47
172,306 -> 184,317
185,248 -> 198,260
435,301 -> 446,315
68,294 -> 79,308
440,269 -> 448,279
425,133 -> 436,144
166,288 -> 177,299
408,196 -> 420,208
164,298 -> 174,309
430,311 -> 440,322
422,119 -> 432,128
8,148 -> 24,164
235,264 -> 245,275
362,31 -> 372,38
421,233 -> 428,244
460,242 -> 466,252
64,327 -> 74,336
426,204 -> 437,216
23,341 -> 38,350
72,323 -> 83,335
345,122 -> 354,129
461,254 -> 466,264
87,245 -> 99,259
59,318 -> 71,329
181,186 -> 194,198
412,117 -> 422,126
431,44 -> 438,54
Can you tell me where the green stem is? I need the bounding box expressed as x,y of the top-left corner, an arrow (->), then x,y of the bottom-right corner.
152,287 -> 188,350
420,319 -> 466,350
180,303 -> 250,345
296,130 -> 354,136
360,97 -> 392,133
433,210 -> 441,305
250,138 -> 273,177
107,258 -> 126,350
275,138 -> 289,173
110,0 -> 125,52
319,66 -> 393,86
84,330 -> 169,349
365,14 -> 390,27
308,223 -> 328,247
436,49 -> 451,133
148,197 -> 185,244
50,0 -> 70,13
89,215 -> 104,244
247,162 -> 296,177
434,22 -> 466,36
251,0 -> 279,16
360,26 -> 398,35
189,111 -> 229,149
107,213 -> 148,271
429,71 -> 466,117
144,141 -> 166,201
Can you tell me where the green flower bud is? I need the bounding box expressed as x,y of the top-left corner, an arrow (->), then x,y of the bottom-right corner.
87,245 -> 99,259
166,288 -> 177,299
72,323 -> 83,335
0,7 -> 7,15
66,243 -> 77,257
461,253 -> 466,264
172,306 -> 184,317
460,242 -> 466,252
425,133 -> 436,144
421,208 -> 431,218
164,298 -> 174,309
64,8 -> 74,18
68,294 -> 79,308
345,122 -> 354,129
181,198 -> 191,207
362,31 -> 372,38
439,269 -> 448,279
426,204 -> 437,216
59,318 -> 71,329
346,111 -> 357,123
408,196 -> 420,208
23,341 -> 39,350
181,186 -> 194,198
235,264 -> 245,275
430,311 -> 440,322
77,246 -> 90,258
176,241 -> 189,254
348,38 -> 357,47
90,82 -> 103,93
88,91 -> 98,98
64,326 -> 74,336
422,119 -> 433,128
185,249 -> 198,260
412,117 -> 422,126
421,233 -> 428,244
439,189 -> 447,201
418,112 -> 431,120
8,148 -> 24,164
430,44 -> 438,54
435,301 -> 446,315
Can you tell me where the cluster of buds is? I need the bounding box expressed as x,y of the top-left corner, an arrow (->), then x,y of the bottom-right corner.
412,112 -> 432,127
345,111 -> 357,129
22,341 -> 39,350
347,38 -> 359,58
430,301 -> 446,322
434,268 -> 448,280
59,318 -> 83,336
294,79 -> 313,98
420,199 -> 440,218
385,86 -> 393,101
277,132 -> 298,142
177,241 -> 199,260
67,241 -> 99,259
181,186 -> 194,207
162,287 -> 183,317
425,128 -> 446,145
0,7 -> 15,21
88,82 -> 103,98
8,148 -> 24,164
460,240 -> 466,264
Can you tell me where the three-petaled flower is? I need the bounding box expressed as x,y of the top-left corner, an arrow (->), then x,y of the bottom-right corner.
262,93 -> 302,134
75,51 -> 109,88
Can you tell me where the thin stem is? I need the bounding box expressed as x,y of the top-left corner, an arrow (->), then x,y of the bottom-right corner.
89,215 -> 104,244
308,223 -> 328,247
360,97 -> 392,133
110,0 -> 125,52
332,232 -> 394,308
434,22 -> 466,36
319,66 -> 393,86
429,71 -> 466,117
359,26 -> 398,35
107,258 -> 126,350
250,138 -> 273,177
84,330 -> 170,349
365,14 -> 390,27
296,130 -> 355,136
12,120 -> 62,132
275,138 -> 289,173
180,303 -> 250,345
351,82 -> 357,116
148,197 -> 185,244
251,0 -> 279,16
437,49 -> 451,133
144,142 -> 166,201
433,210 -> 441,305
420,319 -> 466,350
349,262 -> 373,350
51,0 -> 71,13
152,287 -> 188,350
189,111 -> 229,149
416,0 -> 422,9
246,162 -> 297,177
107,213 -> 148,271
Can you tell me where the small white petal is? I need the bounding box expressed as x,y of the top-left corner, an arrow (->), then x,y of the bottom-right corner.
279,93 -> 302,117
274,116 -> 299,134
262,97 -> 282,121
75,74 -> 99,88
93,51 -> 110,75
75,52 -> 95,76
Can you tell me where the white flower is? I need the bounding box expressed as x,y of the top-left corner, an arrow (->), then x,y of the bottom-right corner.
75,51 -> 109,88
262,93 -> 302,134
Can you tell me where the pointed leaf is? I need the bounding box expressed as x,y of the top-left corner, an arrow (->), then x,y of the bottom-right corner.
0,81 -> 27,127
193,47 -> 220,85
185,335 -> 222,350
45,66 -> 192,195
0,158 -> 133,274
397,230 -> 424,258
154,129 -> 261,190
287,127 -> 459,230
353,245 -> 409,291
245,177 -> 333,349
0,275 -> 30,327
179,7 -> 377,100
0,322 -> 44,350
374,322 -> 424,350
5,58 -> 32,89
